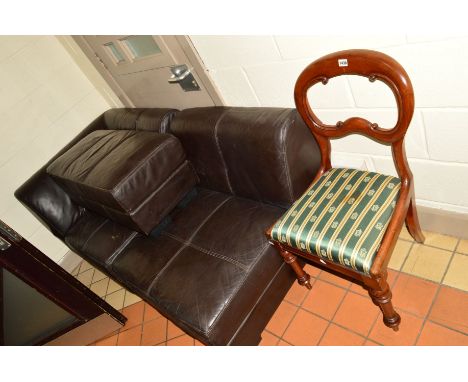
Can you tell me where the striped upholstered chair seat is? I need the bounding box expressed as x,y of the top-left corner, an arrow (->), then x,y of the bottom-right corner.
271,168 -> 401,275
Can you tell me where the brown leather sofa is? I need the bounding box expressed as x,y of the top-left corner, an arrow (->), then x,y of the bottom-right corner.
15,107 -> 321,345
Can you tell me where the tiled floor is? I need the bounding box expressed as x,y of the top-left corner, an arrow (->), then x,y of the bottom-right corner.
71,228 -> 468,346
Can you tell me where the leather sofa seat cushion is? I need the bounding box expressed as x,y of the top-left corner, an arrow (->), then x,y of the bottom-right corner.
109,188 -> 285,345
271,168 -> 401,275
65,210 -> 138,269
46,129 -> 197,234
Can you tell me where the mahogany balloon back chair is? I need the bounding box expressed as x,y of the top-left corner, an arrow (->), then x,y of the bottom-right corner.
267,49 -> 425,330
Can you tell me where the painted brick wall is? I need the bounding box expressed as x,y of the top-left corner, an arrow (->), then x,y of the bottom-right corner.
0,36 -> 113,263
190,35 -> 468,214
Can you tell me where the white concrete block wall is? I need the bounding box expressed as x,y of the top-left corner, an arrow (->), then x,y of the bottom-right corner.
189,35 -> 468,214
0,36 -> 112,263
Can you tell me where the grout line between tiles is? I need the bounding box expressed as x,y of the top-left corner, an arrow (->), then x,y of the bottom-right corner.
414,283 -> 442,345
264,329 -> 292,346
425,319 -> 468,337
399,241 -> 415,273
398,236 -> 458,253
316,286 -> 349,345
440,239 -> 459,285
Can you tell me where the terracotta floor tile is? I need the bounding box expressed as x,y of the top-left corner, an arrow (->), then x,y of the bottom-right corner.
284,279 -> 312,306
388,240 -> 412,271
349,282 -> 368,296
368,311 -> 423,346
167,321 -> 185,340
302,280 -> 346,320
402,244 -> 452,283
277,340 -> 292,346
282,309 -> 328,346
167,335 -> 195,346
429,286 -> 468,334
304,263 -> 321,278
319,270 -> 351,289
319,324 -> 365,346
95,334 -> 118,346
443,253 -> 468,291
144,303 -> 162,322
423,231 -> 458,251
194,339 -> 205,346
349,270 -> 398,297
141,317 -> 167,345
417,321 -> 468,346
392,273 -> 439,318
259,331 -> 280,346
387,269 -> 399,287
456,239 -> 468,255
364,340 -> 380,346
333,292 -> 379,336
266,301 -> 298,337
121,301 -> 145,330
117,325 -> 142,346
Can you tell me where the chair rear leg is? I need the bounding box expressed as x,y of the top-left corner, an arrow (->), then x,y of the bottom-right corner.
405,193 -> 425,243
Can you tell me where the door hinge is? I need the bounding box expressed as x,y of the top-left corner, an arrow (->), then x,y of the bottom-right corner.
94,53 -> 108,70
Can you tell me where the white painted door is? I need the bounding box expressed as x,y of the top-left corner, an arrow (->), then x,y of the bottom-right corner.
74,35 -> 222,109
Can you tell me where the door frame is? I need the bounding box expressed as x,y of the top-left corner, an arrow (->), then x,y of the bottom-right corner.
72,35 -> 225,108
1,220 -> 126,345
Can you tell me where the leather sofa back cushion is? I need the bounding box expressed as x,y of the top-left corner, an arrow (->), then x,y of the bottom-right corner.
170,107 -> 321,209
102,108 -> 177,133
46,129 -> 197,234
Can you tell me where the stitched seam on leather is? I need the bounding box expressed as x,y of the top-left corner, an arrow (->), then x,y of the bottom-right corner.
111,137 -> 175,201
54,132 -> 115,178
131,109 -> 147,130
281,109 -> 294,201
105,231 -> 139,268
79,219 -> 108,252
206,241 -> 270,335
213,110 -> 234,194
162,232 -> 249,271
226,261 -> 287,345
130,160 -> 190,215
53,132 -> 137,192
81,132 -> 136,184
145,196 -> 232,295
163,231 -> 269,270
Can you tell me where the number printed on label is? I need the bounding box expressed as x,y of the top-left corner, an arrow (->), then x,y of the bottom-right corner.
338,58 -> 348,67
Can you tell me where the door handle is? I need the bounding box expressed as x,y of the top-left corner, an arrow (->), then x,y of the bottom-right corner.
168,64 -> 192,83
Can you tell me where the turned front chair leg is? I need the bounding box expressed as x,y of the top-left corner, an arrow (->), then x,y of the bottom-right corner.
405,193 -> 425,243
279,249 -> 312,290
364,270 -> 401,331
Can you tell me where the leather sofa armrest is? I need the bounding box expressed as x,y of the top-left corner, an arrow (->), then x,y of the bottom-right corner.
14,114 -> 107,238
15,170 -> 84,238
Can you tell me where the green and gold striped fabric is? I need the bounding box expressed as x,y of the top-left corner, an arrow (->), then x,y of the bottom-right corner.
271,168 -> 401,275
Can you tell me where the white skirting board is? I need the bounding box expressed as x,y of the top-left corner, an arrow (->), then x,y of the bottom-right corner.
58,250 -> 83,273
